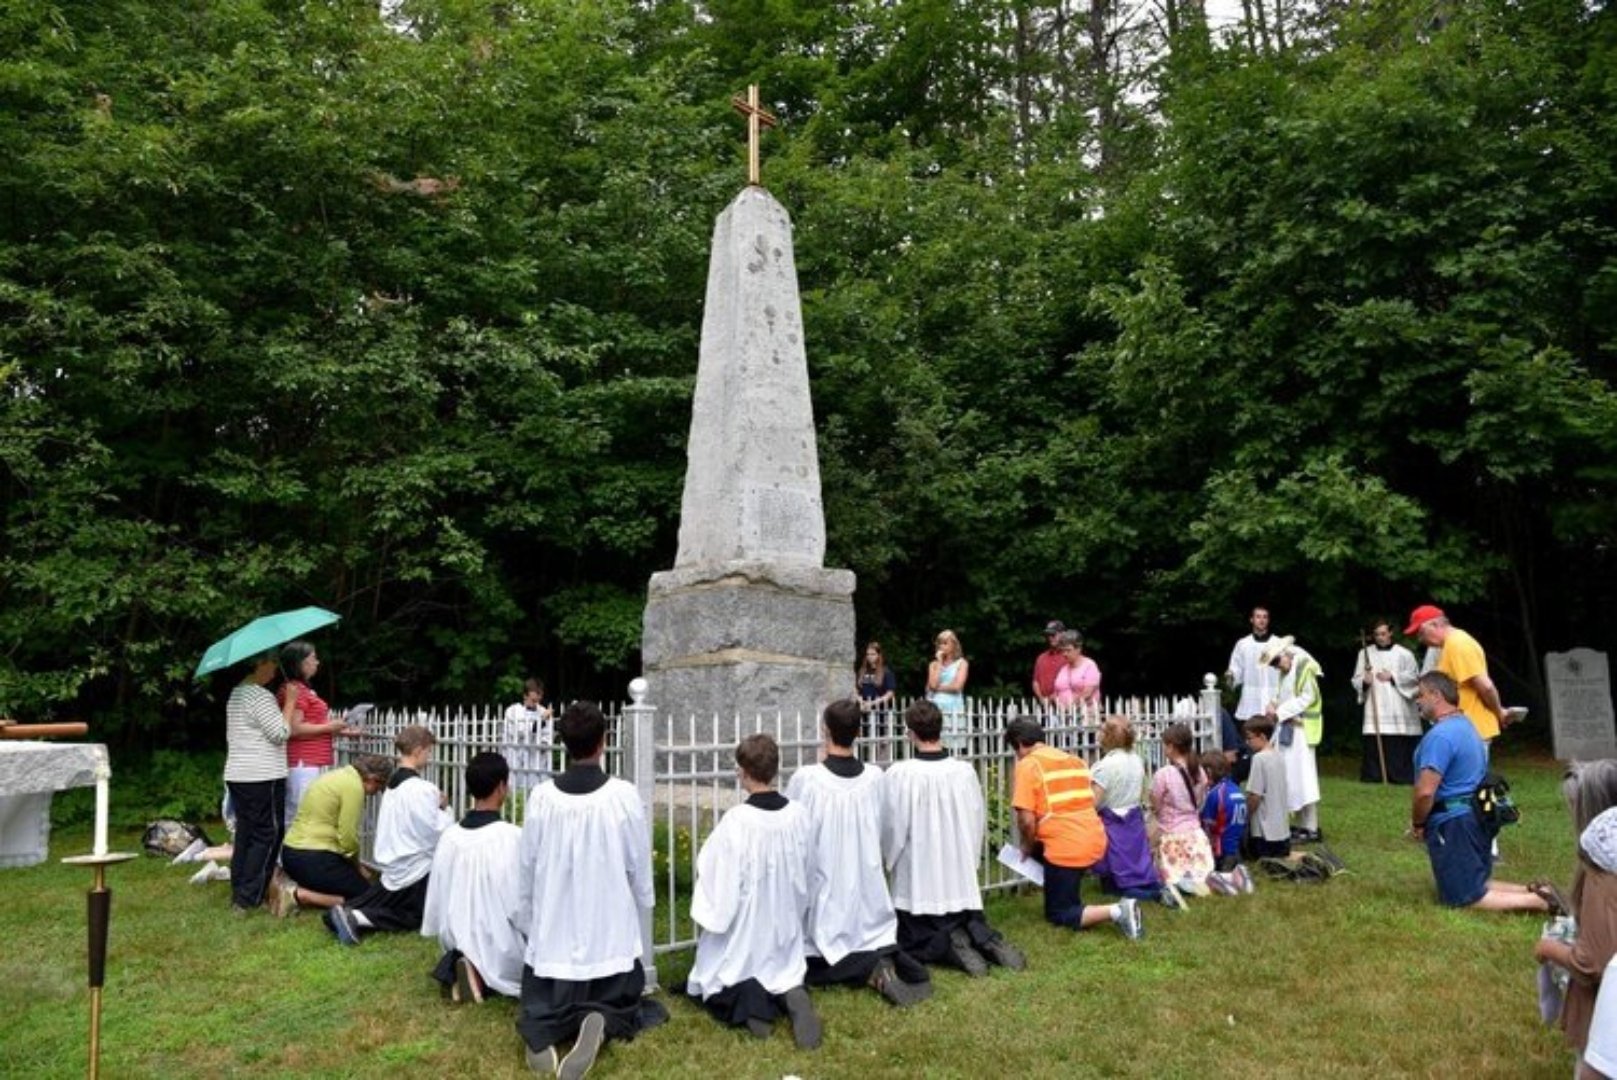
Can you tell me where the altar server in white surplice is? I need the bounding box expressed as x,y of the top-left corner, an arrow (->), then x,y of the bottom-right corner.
1351,618 -> 1423,785
785,699 -> 931,1007
514,702 -> 667,1079
422,752 -> 524,1004
328,725 -> 453,944
882,700 -> 1023,975
687,733 -> 823,1050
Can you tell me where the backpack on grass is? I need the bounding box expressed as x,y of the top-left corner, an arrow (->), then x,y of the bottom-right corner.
141,819 -> 213,858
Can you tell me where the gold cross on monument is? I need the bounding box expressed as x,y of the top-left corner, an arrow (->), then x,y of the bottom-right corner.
730,84 -> 777,188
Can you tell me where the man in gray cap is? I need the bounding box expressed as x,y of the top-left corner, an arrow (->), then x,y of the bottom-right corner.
1031,620 -> 1067,705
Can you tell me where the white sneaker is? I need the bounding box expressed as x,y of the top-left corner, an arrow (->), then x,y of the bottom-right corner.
189,860 -> 225,886
1112,897 -> 1145,940
171,838 -> 208,865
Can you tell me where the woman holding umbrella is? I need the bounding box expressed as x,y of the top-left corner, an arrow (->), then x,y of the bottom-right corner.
279,641 -> 350,823
225,652 -> 298,914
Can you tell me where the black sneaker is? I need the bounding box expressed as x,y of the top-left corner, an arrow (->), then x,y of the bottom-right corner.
980,936 -> 1027,971
558,1011 -> 605,1080
781,986 -> 822,1050
946,928 -> 990,977
744,1018 -> 772,1039
1290,828 -> 1323,844
868,958 -> 925,1007
330,905 -> 362,946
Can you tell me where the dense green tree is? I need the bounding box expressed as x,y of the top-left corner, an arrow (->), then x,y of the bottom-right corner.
2,0 -> 1613,755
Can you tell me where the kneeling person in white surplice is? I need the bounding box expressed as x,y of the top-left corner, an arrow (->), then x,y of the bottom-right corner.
785,699 -> 932,1007
422,751 -> 524,1004
882,700 -> 1022,975
516,702 -> 667,1078
328,725 -> 452,944
687,733 -> 823,1049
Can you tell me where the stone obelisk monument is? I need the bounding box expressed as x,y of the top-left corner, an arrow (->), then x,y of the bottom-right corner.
642,87 -> 855,721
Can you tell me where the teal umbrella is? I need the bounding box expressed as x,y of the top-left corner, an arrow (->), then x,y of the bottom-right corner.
193,606 -> 341,679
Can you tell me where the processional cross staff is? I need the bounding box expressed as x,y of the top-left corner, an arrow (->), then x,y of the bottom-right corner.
730,84 -> 777,187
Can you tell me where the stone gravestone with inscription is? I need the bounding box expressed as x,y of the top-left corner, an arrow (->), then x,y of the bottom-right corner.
642,94 -> 855,724
1546,648 -> 1617,761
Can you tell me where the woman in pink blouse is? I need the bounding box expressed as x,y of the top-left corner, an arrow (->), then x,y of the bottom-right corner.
1053,630 -> 1101,712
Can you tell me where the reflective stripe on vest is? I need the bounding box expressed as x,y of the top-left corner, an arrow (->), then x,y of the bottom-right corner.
1033,748 -> 1095,816
1297,660 -> 1323,746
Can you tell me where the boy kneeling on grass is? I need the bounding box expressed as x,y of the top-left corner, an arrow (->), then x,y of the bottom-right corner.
686,733 -> 823,1049
328,725 -> 453,943
1242,718 -> 1337,882
421,751 -> 525,1005
515,701 -> 667,1078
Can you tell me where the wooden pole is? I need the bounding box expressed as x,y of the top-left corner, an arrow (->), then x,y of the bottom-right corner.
1360,631 -> 1389,785
0,721 -> 90,739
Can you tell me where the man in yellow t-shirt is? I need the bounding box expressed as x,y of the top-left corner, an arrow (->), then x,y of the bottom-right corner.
1404,605 -> 1509,743
1007,717 -> 1143,940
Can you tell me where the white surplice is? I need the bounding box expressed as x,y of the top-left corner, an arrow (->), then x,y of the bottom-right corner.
686,800 -> 813,1000
880,756 -> 984,915
1271,649 -> 1322,811
785,762 -> 898,964
421,818 -> 526,996
1352,645 -> 1421,736
1227,634 -> 1278,721
517,776 -> 651,982
375,773 -> 453,891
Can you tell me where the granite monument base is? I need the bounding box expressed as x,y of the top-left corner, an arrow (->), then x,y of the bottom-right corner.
643,562 -> 855,726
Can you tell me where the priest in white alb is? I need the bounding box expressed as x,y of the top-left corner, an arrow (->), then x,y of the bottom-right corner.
785,699 -> 931,1007
882,700 -> 1023,975
328,725 -> 453,944
686,733 -> 822,1050
515,702 -> 667,1078
1352,618 -> 1422,784
422,751 -> 524,1004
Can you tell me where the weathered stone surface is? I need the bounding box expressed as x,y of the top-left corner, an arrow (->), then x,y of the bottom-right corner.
643,573 -> 854,667
643,653 -> 853,724
643,186 -> 855,726
674,187 -> 825,569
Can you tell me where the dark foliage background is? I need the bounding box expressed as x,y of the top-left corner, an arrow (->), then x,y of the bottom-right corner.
4,0 -> 1613,765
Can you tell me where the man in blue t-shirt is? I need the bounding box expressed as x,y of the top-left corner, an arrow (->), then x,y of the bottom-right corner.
1410,672 -> 1549,912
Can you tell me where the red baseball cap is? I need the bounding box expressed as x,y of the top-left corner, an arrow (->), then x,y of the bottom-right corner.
1403,604 -> 1445,636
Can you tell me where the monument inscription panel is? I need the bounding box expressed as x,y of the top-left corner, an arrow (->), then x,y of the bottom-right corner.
1546,648 -> 1617,761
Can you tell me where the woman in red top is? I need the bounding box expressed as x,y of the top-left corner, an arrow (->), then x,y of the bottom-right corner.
279,640 -> 347,823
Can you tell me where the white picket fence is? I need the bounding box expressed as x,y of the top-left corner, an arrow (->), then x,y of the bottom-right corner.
337,678 -> 1222,989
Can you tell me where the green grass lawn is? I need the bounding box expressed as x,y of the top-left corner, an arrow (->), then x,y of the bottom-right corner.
0,752 -> 1585,1078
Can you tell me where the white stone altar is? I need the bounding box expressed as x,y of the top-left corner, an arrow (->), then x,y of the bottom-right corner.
0,742 -> 108,868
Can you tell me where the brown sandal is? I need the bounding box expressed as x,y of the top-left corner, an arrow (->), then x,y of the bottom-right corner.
1528,878 -> 1568,916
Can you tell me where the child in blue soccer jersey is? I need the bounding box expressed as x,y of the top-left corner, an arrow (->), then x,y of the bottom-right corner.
1200,751 -> 1253,892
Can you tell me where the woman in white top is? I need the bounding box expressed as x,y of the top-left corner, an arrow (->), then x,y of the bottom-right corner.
224,652 -> 296,913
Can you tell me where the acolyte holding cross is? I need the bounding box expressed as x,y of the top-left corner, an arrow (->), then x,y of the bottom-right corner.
730,84 -> 776,187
